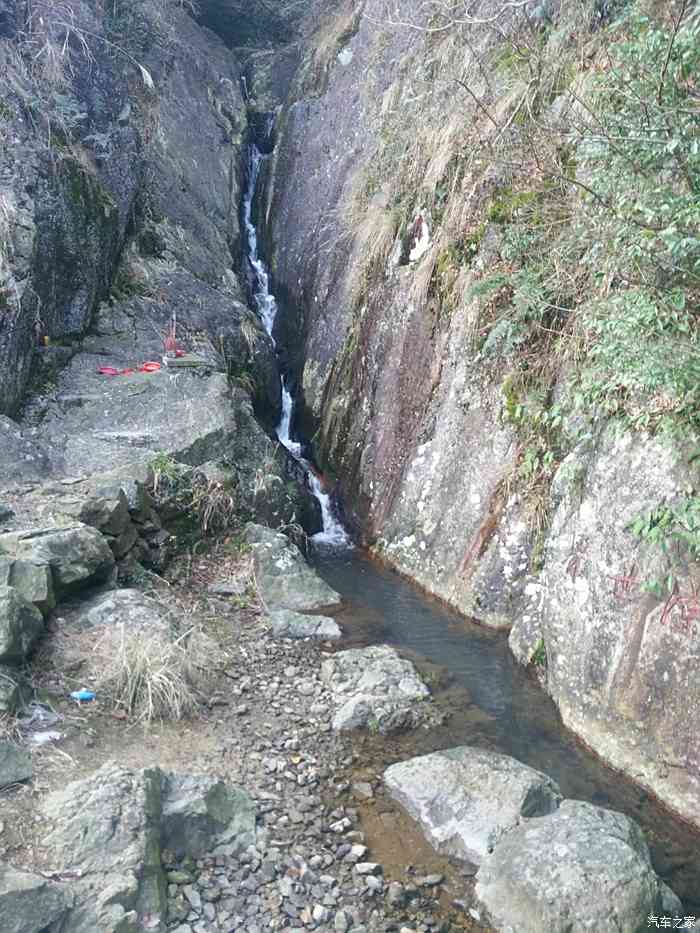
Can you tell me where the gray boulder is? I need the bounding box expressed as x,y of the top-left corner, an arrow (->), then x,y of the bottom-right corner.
0,586 -> 44,664
161,772 -> 257,858
40,761 -> 256,933
384,748 -> 561,864
0,862 -> 72,933
0,525 -> 115,597
475,800 -> 674,933
41,764 -> 164,933
65,588 -> 170,630
0,665 -> 29,714
75,486 -> 132,537
0,558 -> 55,615
269,608 -> 342,641
245,524 -> 341,611
0,741 -> 32,788
320,645 -> 435,733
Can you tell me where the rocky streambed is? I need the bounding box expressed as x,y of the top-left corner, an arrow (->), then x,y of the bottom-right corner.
1,452 -> 699,933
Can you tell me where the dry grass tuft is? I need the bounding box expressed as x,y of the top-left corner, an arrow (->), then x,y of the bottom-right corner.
193,479 -> 237,536
94,623 -> 220,723
0,712 -> 22,744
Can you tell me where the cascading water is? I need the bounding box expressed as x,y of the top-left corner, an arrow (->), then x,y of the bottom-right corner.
242,130 -> 350,548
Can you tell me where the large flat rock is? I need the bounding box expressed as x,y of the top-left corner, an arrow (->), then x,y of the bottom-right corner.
475,800 -> 678,933
40,761 -> 256,933
63,588 -> 171,630
384,747 -> 562,864
0,525 -> 115,598
320,645 -> 436,733
0,862 -> 72,933
245,524 -> 341,612
268,608 -> 342,641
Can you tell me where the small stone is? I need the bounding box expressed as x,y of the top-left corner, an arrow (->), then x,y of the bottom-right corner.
387,882 -> 407,908
417,873 -> 443,886
312,904 -> 330,922
346,844 -> 367,863
355,863 -> 382,876
365,875 -> 383,894
335,910 -> 350,933
183,885 -> 202,911
352,782 -> 374,799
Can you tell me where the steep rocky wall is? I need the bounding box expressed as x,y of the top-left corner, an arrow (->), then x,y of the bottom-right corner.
264,0 -> 700,827
0,0 -> 263,416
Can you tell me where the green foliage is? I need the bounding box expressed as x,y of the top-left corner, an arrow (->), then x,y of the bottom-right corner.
628,495 -> 700,595
571,2 -> 700,431
487,187 -> 538,225
149,451 -> 180,490
532,638 -> 547,667
430,228 -> 485,311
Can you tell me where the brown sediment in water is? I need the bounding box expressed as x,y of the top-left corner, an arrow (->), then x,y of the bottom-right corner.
312,546 -> 700,912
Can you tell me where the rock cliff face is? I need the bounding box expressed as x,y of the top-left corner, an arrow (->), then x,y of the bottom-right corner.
0,0 -> 325,536
263,0 -> 700,827
0,0 -> 249,415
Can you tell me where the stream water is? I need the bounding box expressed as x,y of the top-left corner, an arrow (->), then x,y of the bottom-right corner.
242,136 -> 349,548
242,126 -> 700,914
312,548 -> 700,911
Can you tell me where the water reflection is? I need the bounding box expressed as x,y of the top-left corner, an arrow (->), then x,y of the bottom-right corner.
312,547 -> 700,911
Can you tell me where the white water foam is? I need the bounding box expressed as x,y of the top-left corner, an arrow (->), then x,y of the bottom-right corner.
243,143 -> 350,548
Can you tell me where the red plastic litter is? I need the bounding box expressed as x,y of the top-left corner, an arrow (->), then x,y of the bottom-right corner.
97,366 -> 120,376
139,361 -> 161,373
175,349 -> 186,358
120,368 -> 135,375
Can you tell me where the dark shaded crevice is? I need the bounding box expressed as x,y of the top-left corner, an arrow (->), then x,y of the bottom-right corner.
196,0 -> 298,49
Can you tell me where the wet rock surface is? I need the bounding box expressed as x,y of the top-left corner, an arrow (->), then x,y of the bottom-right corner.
320,645 -> 438,734
384,748 -> 562,864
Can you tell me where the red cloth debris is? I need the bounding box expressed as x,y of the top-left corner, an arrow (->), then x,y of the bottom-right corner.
97,361 -> 162,376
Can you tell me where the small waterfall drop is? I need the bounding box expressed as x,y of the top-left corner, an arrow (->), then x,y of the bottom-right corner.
242,132 -> 350,548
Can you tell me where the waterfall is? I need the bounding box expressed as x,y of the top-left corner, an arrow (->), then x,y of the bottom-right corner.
242,137 -> 350,548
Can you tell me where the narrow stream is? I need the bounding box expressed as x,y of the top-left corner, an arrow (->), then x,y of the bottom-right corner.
241,122 -> 700,914
242,128 -> 349,548
312,549 -> 700,911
